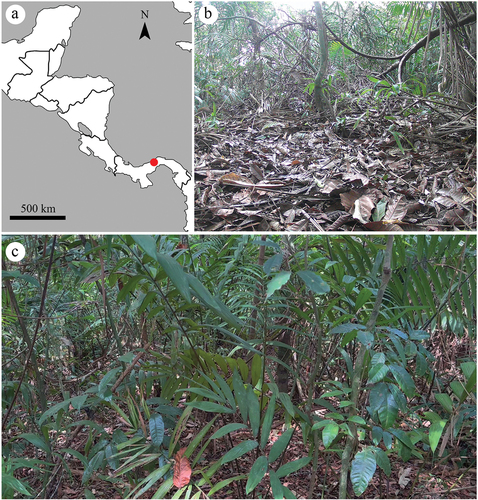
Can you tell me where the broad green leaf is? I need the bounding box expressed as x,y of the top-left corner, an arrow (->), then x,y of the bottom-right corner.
2,475 -> 33,496
269,469 -> 284,499
264,253 -> 283,275
278,392 -> 296,418
434,393 -> 454,414
221,440 -> 258,464
322,422 -> 339,448
297,270 -> 330,295
185,401 -> 235,413
82,450 -> 105,485
357,330 -> 374,349
348,416 -> 367,425
369,383 -> 398,428
251,354 -> 263,387
131,235 -> 157,261
98,368 -> 121,397
156,252 -> 192,304
246,456 -> 268,494
351,448 -> 376,496
416,352 -> 428,377
187,275 -> 242,329
429,420 -> 447,453
2,271 -> 40,288
232,369 -> 248,422
210,423 -> 247,440
153,476 -> 173,498
17,433 -> 50,453
367,363 -> 388,384
355,287 -> 373,310
212,369 -> 236,410
247,386 -> 261,438
208,475 -> 248,496
389,365 -> 415,398
276,456 -> 311,478
181,387 -> 225,404
149,413 -> 164,447
389,428 -> 414,450
373,447 -> 391,476
266,271 -> 291,298
70,395 -> 88,411
260,395 -> 277,450
331,322 -> 367,334
269,427 -> 293,463
372,426 -> 383,445
38,399 -> 71,425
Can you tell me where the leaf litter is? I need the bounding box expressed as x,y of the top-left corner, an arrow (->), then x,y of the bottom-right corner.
195,99 -> 476,231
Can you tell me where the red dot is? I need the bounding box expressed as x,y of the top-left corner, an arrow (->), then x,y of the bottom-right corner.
150,158 -> 159,167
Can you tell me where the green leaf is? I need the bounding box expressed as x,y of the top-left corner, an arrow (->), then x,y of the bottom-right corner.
70,395 -> 88,411
221,440 -> 258,464
135,235 -> 192,305
322,422 -> 339,448
369,383 -> 398,429
373,447 -> 391,476
367,363 -> 389,384
267,271 -> 291,298
297,270 -> 330,295
187,275 -> 242,329
233,369 -> 248,422
264,253 -> 283,275
98,368 -> 121,398
2,474 -> 33,497
82,450 -> 105,485
269,469 -> 284,499
429,420 -> 447,453
278,392 -> 296,418
149,413 -> 164,447
372,426 -> 383,446
434,393 -> 454,414
246,456 -> 268,494
351,448 -> 376,496
17,433 -> 50,453
212,369 -> 236,410
38,399 -> 71,425
389,428 -> 414,450
2,271 -> 40,288
269,427 -> 293,463
247,386 -> 261,438
261,395 -> 276,450
181,387 -> 225,404
210,423 -> 247,440
357,330 -> 374,349
185,401 -> 235,413
276,456 -> 311,478
251,354 -> 263,387
389,364 -> 415,398
354,287 -> 373,311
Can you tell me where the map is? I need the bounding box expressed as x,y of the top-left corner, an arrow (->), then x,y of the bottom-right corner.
2,1 -> 193,231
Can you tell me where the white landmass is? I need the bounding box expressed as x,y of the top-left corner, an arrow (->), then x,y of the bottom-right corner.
172,0 -> 193,24
2,3 -> 191,208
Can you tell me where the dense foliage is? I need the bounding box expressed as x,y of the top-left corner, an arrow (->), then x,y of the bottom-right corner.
2,235 -> 476,498
195,1 -> 476,114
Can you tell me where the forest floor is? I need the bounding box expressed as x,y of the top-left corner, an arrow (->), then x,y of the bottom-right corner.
12,402 -> 476,499
195,98 -> 476,231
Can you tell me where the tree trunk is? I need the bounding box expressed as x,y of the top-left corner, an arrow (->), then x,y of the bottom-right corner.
277,330 -> 291,393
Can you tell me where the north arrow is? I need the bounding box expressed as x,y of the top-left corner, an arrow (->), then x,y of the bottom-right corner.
140,22 -> 150,40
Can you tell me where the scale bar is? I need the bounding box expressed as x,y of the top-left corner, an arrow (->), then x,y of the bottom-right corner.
10,215 -> 66,220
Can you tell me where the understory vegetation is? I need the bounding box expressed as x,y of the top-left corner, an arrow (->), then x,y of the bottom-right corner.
194,1 -> 476,231
2,234 -> 476,498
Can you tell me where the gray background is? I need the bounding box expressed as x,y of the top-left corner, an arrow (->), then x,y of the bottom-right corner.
2,2 -> 192,232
